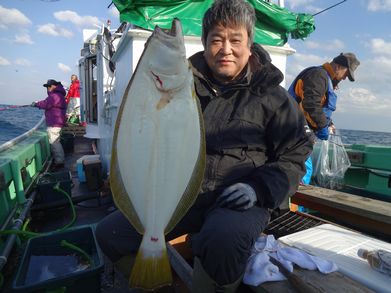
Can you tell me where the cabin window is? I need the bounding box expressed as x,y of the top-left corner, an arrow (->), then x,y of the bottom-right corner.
83,56 -> 98,124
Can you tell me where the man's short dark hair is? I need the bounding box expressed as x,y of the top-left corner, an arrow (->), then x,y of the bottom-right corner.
201,0 -> 256,47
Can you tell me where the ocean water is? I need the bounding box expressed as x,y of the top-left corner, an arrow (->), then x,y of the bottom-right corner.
0,105 -> 44,145
338,129 -> 391,146
1,104 -> 391,146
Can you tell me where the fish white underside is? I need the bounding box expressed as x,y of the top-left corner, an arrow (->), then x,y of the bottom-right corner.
116,67 -> 200,240
110,19 -> 204,289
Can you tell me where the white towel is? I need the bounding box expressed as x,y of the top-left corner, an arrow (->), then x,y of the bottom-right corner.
243,235 -> 338,286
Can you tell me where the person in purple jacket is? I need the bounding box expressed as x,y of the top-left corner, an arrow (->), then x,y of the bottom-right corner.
32,79 -> 67,168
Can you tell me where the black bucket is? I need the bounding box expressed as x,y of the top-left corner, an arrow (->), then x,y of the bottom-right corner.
36,170 -> 72,204
12,226 -> 104,293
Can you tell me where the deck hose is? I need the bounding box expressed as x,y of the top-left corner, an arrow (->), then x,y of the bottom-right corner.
0,183 -> 76,239
0,181 -> 91,290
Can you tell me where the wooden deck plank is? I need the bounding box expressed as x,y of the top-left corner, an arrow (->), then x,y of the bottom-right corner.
294,185 -> 391,222
291,185 -> 391,238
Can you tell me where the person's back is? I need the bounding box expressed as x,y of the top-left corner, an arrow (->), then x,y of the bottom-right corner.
35,81 -> 67,127
289,53 -> 360,140
32,79 -> 66,168
288,52 -> 360,185
45,85 -> 66,127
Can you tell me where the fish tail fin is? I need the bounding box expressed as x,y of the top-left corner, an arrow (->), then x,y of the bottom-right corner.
129,243 -> 172,290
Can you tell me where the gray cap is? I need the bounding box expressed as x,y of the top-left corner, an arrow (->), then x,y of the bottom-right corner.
332,52 -> 360,82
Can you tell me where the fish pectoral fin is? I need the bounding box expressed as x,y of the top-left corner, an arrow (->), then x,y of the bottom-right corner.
156,92 -> 172,110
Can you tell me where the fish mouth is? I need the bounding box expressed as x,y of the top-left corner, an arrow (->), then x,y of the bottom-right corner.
153,18 -> 184,49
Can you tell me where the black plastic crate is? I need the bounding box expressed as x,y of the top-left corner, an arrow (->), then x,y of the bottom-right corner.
36,170 -> 72,204
84,160 -> 103,191
12,225 -> 104,293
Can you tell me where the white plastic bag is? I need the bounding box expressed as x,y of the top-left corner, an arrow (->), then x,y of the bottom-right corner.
312,132 -> 351,189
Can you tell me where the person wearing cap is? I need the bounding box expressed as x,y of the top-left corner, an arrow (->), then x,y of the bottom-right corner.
288,52 -> 360,184
31,79 -> 67,168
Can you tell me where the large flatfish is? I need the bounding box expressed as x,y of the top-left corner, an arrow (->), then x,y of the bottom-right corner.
110,18 -> 205,290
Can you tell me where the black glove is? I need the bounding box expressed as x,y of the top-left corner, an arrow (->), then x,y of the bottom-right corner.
216,183 -> 257,211
31,101 -> 37,107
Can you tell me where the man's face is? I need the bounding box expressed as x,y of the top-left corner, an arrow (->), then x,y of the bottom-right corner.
334,65 -> 349,81
204,24 -> 251,84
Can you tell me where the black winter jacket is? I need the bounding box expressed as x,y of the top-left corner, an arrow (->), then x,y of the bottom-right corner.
189,44 -> 312,209
290,65 -> 331,130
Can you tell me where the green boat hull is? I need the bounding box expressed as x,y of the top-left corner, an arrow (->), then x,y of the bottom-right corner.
0,130 -> 50,246
344,144 -> 391,201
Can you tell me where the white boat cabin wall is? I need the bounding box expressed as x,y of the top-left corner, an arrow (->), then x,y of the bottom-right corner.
78,23 -> 295,177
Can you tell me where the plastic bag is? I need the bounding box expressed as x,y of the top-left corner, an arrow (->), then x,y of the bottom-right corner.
67,113 -> 79,125
312,132 -> 351,189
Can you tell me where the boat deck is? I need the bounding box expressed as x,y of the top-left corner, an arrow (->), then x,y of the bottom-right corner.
29,136 -> 113,233
1,135 -> 380,292
292,185 -> 391,241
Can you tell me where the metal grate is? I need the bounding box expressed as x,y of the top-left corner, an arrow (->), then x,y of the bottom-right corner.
264,211 -> 324,239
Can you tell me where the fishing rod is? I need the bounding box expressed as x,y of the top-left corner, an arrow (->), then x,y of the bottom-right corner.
0,105 -> 30,111
312,0 -> 347,16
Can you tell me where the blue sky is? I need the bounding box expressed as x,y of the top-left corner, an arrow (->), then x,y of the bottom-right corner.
0,0 -> 390,132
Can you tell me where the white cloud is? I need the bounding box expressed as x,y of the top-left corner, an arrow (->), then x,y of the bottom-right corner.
370,38 -> 391,56
367,0 -> 391,11
54,10 -> 101,28
304,39 -> 345,51
0,5 -> 31,29
58,63 -> 71,73
328,51 -> 391,117
0,56 -> 11,66
304,40 -> 321,49
37,23 -> 74,38
286,0 -> 322,14
287,0 -> 314,9
15,58 -> 31,66
355,50 -> 391,91
285,52 -> 327,85
338,87 -> 391,115
338,88 -> 376,111
13,33 -> 34,44
288,0 -> 354,15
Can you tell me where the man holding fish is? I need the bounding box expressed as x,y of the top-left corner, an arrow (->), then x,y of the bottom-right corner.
96,0 -> 312,292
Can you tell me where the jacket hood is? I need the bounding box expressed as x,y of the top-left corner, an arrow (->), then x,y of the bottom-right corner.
52,84 -> 66,96
248,44 -> 284,92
